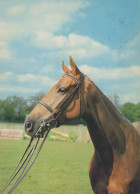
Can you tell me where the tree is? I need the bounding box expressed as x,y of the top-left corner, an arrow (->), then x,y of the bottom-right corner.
0,96 -> 28,122
0,93 -> 139,123
121,102 -> 140,122
27,92 -> 45,112
134,103 -> 140,121
121,102 -> 136,122
0,100 -> 3,119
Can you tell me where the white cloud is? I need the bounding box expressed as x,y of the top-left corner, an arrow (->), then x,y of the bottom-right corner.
78,64 -> 140,104
121,93 -> 140,104
0,41 -> 8,48
17,73 -> 56,86
120,50 -> 136,59
34,31 -> 67,49
8,5 -> 26,15
0,21 -> 22,59
119,34 -> 140,60
0,72 -> 13,81
1,0 -> 89,39
111,79 -> 140,103
35,32 -> 110,58
0,72 -> 56,87
0,21 -> 21,41
126,34 -> 140,47
29,1 -> 89,32
0,49 -> 11,59
0,0 -> 90,60
42,65 -> 55,73
0,86 -> 40,94
79,65 -> 140,80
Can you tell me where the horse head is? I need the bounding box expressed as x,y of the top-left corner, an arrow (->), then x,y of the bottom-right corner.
24,56 -> 85,138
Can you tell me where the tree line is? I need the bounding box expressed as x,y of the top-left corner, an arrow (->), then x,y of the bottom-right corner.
0,93 -> 140,123
0,93 -> 45,122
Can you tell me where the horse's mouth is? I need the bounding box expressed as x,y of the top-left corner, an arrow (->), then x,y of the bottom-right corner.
24,117 -> 58,138
33,118 -> 60,138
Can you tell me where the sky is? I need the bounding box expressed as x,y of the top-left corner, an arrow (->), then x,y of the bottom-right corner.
0,0 -> 140,104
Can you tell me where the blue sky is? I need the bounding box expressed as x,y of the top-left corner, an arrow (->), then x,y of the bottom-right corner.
0,0 -> 140,104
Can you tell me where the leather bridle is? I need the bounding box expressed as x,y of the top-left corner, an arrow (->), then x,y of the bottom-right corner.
0,72 -> 84,193
36,73 -> 84,137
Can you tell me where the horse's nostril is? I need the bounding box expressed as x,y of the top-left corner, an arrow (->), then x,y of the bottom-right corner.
26,120 -> 33,132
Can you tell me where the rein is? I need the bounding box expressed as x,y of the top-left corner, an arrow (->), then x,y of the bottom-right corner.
0,73 -> 84,193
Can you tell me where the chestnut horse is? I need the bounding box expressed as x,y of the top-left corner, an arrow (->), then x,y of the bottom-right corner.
25,57 -> 140,194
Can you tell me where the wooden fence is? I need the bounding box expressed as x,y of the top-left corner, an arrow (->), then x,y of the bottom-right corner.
0,129 -> 23,140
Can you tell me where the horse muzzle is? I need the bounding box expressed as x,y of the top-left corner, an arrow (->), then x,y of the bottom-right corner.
24,119 -> 36,137
24,118 -> 58,138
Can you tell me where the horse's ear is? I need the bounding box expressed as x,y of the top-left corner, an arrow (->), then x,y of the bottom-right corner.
69,56 -> 80,75
62,61 -> 70,74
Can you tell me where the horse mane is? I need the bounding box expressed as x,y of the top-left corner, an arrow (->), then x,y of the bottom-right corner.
84,75 -> 128,155
85,75 -> 128,123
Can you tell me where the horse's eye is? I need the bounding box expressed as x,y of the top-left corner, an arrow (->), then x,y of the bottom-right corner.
57,87 -> 67,94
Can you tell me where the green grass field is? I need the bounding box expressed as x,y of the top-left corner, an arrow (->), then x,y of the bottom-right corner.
0,139 -> 94,194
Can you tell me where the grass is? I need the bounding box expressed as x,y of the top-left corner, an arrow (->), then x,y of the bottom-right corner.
0,139 -> 94,194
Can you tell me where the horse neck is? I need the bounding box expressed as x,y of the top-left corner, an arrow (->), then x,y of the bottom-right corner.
82,76 -> 126,163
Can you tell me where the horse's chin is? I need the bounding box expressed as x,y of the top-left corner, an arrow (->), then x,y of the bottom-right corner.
25,128 -> 37,138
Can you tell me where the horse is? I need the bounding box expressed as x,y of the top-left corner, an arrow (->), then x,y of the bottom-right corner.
24,57 -> 140,193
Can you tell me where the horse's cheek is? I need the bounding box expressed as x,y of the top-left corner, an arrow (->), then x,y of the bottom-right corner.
65,100 -> 80,120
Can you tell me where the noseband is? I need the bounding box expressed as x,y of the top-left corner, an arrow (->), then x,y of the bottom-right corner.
37,73 -> 84,136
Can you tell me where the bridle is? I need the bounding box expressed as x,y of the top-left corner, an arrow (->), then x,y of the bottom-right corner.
0,72 -> 84,193
36,72 -> 85,137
